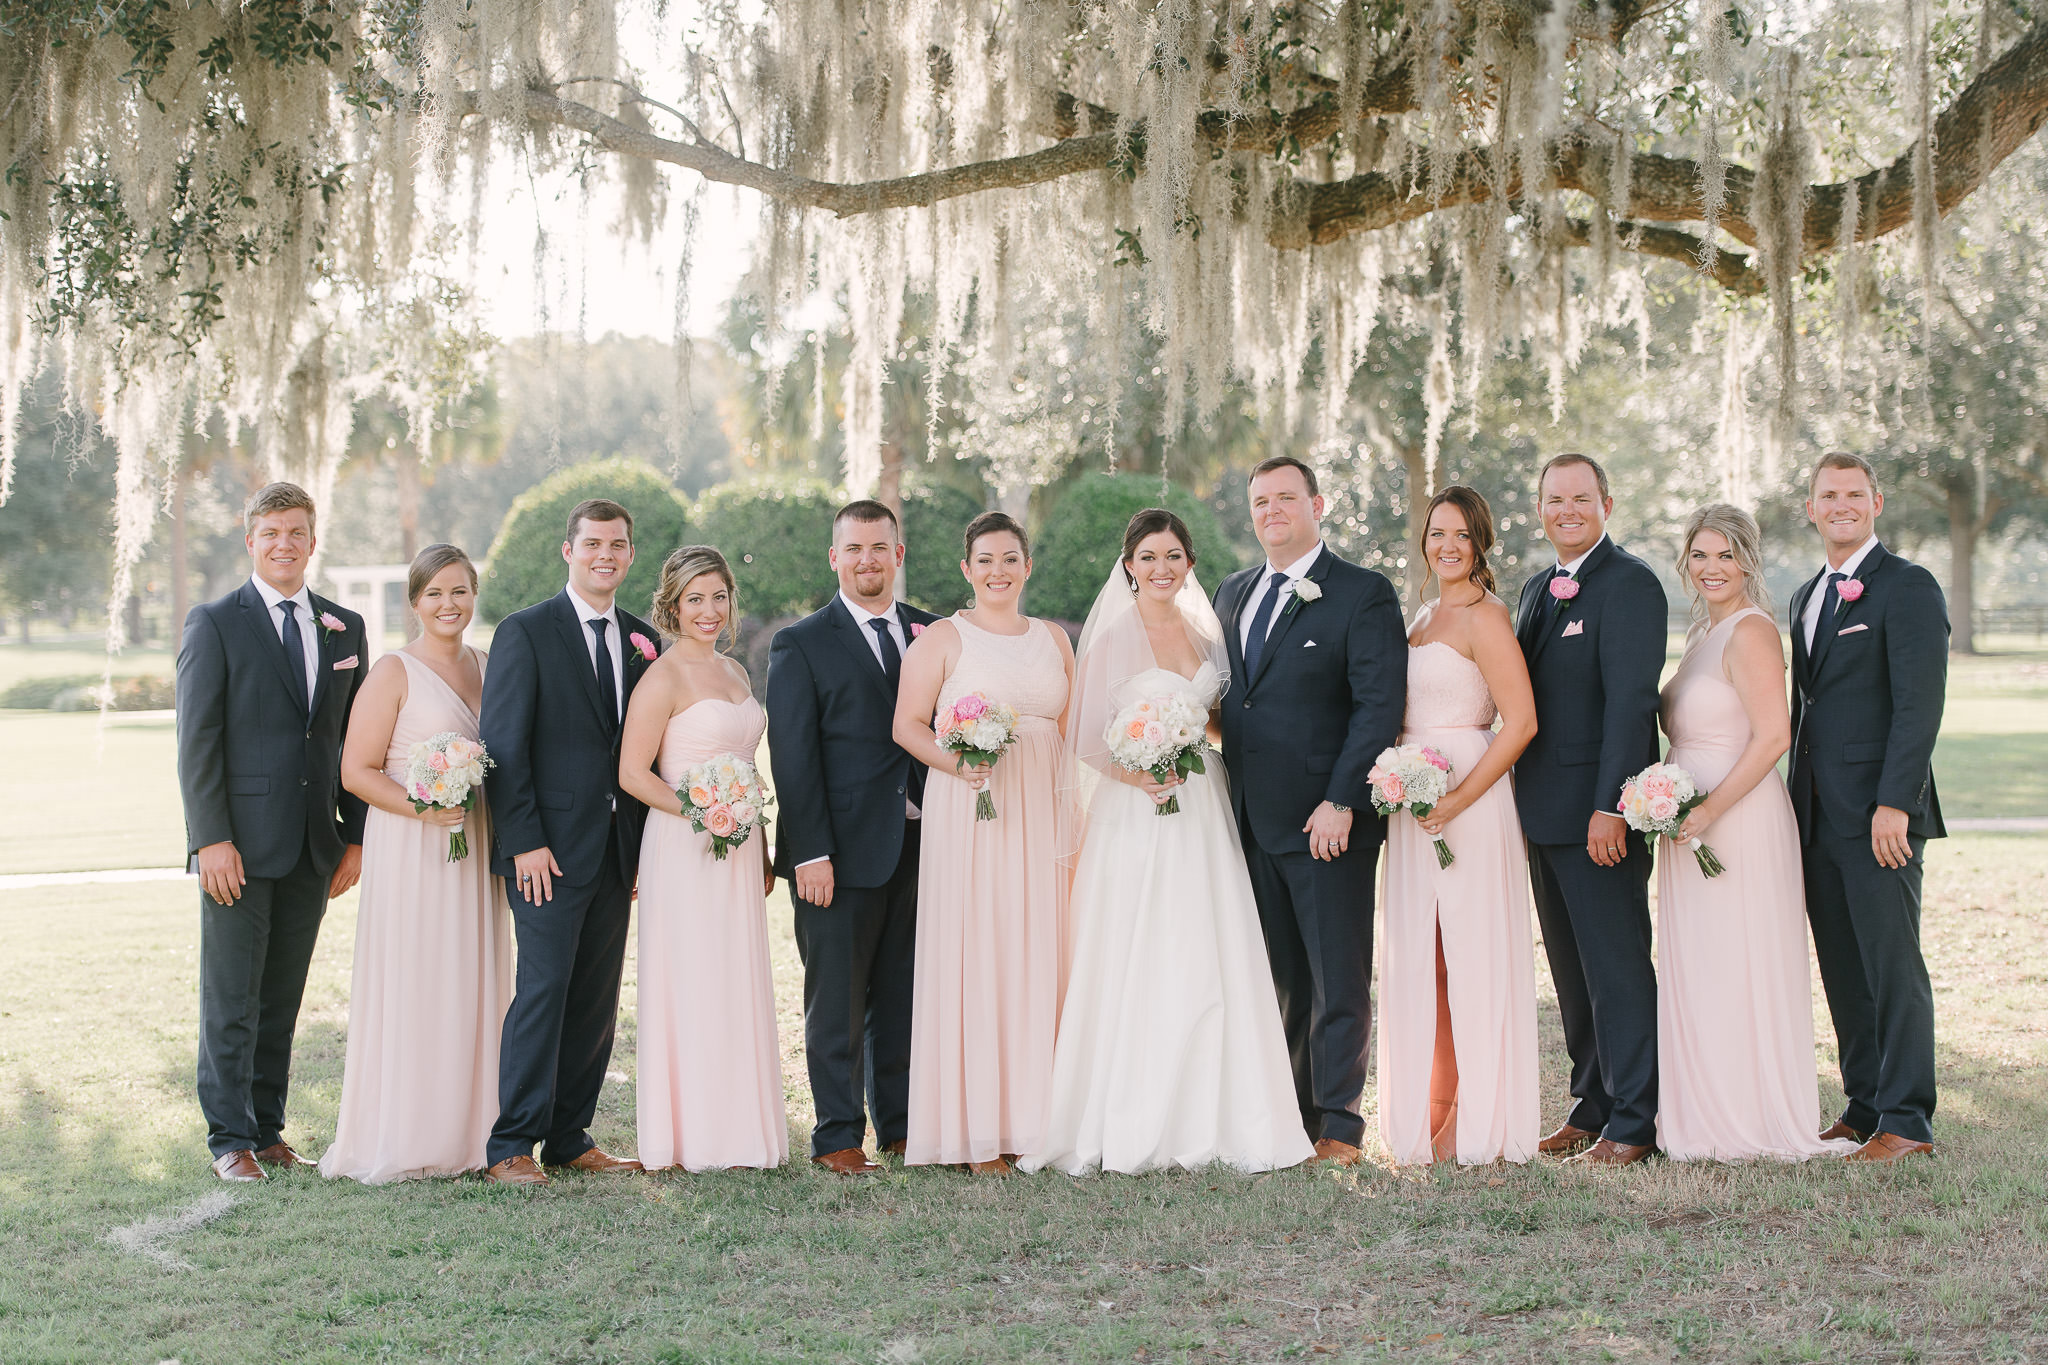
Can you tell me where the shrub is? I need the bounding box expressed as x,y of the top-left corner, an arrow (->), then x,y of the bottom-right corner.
689,477 -> 841,621
2,673 -> 175,710
899,480 -> 987,615
1028,472 -> 1245,622
481,459 -> 690,623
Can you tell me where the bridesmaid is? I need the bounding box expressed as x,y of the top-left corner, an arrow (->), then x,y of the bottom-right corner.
1376,487 -> 1541,1166
893,511 -> 1075,1174
1657,505 -> 1859,1161
323,545 -> 511,1183
619,546 -> 787,1171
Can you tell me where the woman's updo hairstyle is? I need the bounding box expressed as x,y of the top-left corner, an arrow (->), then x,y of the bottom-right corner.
650,545 -> 738,647
1119,508 -> 1196,591
963,510 -> 1030,560
407,543 -> 478,605
1417,485 -> 1499,598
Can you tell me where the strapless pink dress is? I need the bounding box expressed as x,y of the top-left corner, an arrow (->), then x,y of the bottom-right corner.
635,696 -> 789,1170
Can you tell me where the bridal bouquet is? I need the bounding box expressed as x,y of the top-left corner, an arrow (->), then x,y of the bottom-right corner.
1620,761 -> 1724,877
404,732 -> 494,862
1105,693 -> 1209,816
936,691 -> 1019,820
1368,744 -> 1456,868
678,753 -> 771,860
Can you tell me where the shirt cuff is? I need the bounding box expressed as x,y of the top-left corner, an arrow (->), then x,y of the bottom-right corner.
795,855 -> 830,869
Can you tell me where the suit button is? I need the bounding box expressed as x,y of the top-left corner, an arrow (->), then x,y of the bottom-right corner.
305,730 -> 312,740
897,786 -> 905,795
1242,700 -> 1251,709
299,777 -> 308,787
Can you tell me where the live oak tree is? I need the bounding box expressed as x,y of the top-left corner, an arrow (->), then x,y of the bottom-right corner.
4,0 -> 2048,641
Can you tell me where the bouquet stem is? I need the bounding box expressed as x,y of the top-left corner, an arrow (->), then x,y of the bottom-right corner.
975,790 -> 997,821
1155,793 -> 1180,816
1432,837 -> 1454,869
1689,839 -> 1724,878
711,842 -> 730,861
447,829 -> 468,863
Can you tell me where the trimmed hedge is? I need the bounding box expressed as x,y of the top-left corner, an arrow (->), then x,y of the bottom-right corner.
1028,472 -> 1245,622
689,478 -> 842,621
481,459 -> 690,623
899,481 -> 987,615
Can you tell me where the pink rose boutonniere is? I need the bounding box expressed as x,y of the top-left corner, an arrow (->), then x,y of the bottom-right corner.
317,610 -> 347,641
629,631 -> 658,662
911,622 -> 926,639
1835,579 -> 1865,603
1549,576 -> 1580,602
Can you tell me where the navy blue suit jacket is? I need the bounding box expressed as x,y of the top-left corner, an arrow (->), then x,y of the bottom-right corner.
1788,542 -> 1947,842
1213,546 -> 1408,855
766,596 -> 942,888
176,581 -> 368,879
480,589 -> 662,885
1513,537 -> 1667,845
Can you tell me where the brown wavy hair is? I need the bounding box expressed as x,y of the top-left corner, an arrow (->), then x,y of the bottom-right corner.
963,510 -> 1030,560
1119,508 -> 1196,590
406,544 -> 478,605
1417,485 -> 1499,598
650,545 -> 737,647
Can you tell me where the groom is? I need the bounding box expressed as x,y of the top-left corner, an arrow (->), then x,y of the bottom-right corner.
480,498 -> 660,1185
176,482 -> 366,1181
1215,456 -> 1406,1165
767,500 -> 940,1174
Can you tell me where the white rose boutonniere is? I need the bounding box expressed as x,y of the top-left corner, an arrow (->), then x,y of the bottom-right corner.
1282,578 -> 1323,617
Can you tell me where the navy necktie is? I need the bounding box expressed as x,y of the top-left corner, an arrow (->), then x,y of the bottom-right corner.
589,617 -> 619,726
869,617 -> 902,687
278,599 -> 310,716
1243,571 -> 1290,676
1810,571 -> 1848,662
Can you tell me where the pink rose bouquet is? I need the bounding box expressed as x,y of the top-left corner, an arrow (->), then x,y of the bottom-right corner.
936,691 -> 1020,820
404,731 -> 494,861
1619,761 -> 1724,877
677,752 -> 772,860
1104,692 -> 1210,816
1369,743 -> 1456,867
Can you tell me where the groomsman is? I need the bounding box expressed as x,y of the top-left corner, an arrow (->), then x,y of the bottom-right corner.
767,500 -> 940,1174
1789,452 -> 1947,1162
177,482 -> 367,1181
1513,454 -> 1667,1166
1215,456 -> 1407,1166
480,499 -> 660,1184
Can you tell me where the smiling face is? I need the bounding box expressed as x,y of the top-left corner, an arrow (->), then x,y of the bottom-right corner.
1424,500 -> 1477,589
413,564 -> 477,642
675,571 -> 732,648
1125,530 -> 1193,604
1249,465 -> 1324,565
962,530 -> 1030,608
1806,464 -> 1883,559
1539,460 -> 1611,561
1686,527 -> 1745,609
563,516 -> 635,609
246,508 -> 316,596
830,515 -> 903,607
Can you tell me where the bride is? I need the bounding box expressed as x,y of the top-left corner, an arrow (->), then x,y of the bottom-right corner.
1021,510 -> 1313,1176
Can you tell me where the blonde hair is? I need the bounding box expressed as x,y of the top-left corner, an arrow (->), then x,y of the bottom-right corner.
244,481 -> 317,533
650,545 -> 737,647
1677,503 -> 1776,625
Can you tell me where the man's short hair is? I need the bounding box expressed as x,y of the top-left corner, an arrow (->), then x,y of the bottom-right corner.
1248,455 -> 1318,497
1537,453 -> 1611,499
244,481 -> 318,534
566,498 -> 634,543
1809,451 -> 1879,493
833,499 -> 900,538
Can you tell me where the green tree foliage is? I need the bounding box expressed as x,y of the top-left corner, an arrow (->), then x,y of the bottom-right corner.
481,459 -> 688,623
690,478 -> 841,621
899,481 -> 987,615
1029,472 -> 1246,623
0,370 -> 116,640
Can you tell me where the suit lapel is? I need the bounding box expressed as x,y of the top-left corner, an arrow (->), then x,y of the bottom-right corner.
1220,573 -> 1251,682
306,593 -> 336,718
1247,547 -> 1331,692
1529,538 -> 1614,664
1790,571 -> 1822,689
237,582 -> 310,705
1808,543 -> 1888,681
1516,568 -> 1554,654
824,597 -> 897,705
551,591 -> 613,730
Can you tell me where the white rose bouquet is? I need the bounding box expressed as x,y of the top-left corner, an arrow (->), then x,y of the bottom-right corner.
1105,692 -> 1210,816
1368,743 -> 1456,868
1620,761 -> 1724,877
405,731 -> 494,861
679,752 -> 772,860
936,691 -> 1020,820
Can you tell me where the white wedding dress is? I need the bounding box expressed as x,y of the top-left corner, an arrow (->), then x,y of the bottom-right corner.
1022,655 -> 1314,1176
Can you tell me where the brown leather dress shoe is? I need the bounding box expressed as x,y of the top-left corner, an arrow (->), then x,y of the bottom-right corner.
1845,1131 -> 1935,1163
882,1139 -> 907,1157
812,1148 -> 881,1175
253,1142 -> 313,1168
967,1158 -> 1014,1176
212,1150 -> 266,1182
1564,1138 -> 1654,1167
483,1155 -> 550,1186
1538,1122 -> 1598,1156
1311,1138 -> 1364,1167
1819,1120 -> 1871,1144
549,1147 -> 643,1174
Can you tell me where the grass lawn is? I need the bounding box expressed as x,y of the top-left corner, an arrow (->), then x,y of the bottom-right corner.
2,837 -> 2045,1363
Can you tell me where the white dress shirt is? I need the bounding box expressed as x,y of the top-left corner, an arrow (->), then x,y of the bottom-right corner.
839,590 -> 909,670
1239,542 -> 1326,654
1803,536 -> 1878,651
250,576 -> 320,706
567,586 -> 626,722
1554,533 -> 1608,580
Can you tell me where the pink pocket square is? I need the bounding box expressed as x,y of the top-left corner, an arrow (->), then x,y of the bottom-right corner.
1837,623 -> 1870,636
1561,620 -> 1585,638
333,655 -> 359,670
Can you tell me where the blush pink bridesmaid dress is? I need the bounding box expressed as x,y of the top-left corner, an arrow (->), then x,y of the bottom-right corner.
1656,607 -> 1858,1161
1375,642 -> 1539,1166
905,614 -> 1071,1166
321,648 -> 512,1184
635,695 -> 789,1170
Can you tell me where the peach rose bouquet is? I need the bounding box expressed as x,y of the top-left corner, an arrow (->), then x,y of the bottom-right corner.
678,752 -> 772,860
936,691 -> 1019,820
1104,691 -> 1210,816
1620,761 -> 1724,877
404,731 -> 494,861
1368,743 -> 1456,867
